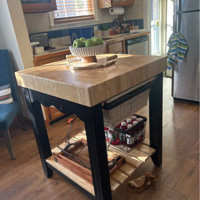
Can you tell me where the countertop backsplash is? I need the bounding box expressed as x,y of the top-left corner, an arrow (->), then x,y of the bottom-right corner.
50,36 -> 71,47
29,19 -> 143,46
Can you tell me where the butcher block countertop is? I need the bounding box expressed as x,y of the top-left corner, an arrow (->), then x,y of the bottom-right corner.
102,31 -> 150,44
15,54 -> 167,107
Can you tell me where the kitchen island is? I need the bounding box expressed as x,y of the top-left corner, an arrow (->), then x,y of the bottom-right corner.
15,54 -> 166,200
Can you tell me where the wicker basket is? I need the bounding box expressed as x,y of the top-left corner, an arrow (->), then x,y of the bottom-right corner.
69,43 -> 106,57
103,89 -> 150,127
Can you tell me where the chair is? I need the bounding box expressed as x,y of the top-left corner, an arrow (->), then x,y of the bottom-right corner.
0,50 -> 25,159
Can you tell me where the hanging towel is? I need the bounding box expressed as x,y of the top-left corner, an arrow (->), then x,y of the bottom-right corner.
167,32 -> 188,69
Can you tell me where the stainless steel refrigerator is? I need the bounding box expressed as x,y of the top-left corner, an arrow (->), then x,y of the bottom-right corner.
173,0 -> 200,102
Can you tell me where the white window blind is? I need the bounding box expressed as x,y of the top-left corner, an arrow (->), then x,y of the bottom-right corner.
54,0 -> 95,22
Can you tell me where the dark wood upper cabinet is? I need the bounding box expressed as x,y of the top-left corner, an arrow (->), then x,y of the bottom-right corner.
21,0 -> 57,13
112,0 -> 134,7
98,0 -> 134,9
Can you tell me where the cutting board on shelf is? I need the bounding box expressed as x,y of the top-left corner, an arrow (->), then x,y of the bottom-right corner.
53,138 -> 125,184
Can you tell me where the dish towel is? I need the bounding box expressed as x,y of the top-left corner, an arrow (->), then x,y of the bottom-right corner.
167,32 -> 188,69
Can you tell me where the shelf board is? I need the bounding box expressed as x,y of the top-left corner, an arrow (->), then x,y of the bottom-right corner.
46,130 -> 155,195
46,150 -> 95,195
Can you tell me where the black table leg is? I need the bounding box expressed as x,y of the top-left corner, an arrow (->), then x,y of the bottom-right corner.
149,73 -> 163,166
84,104 -> 112,200
24,89 -> 53,178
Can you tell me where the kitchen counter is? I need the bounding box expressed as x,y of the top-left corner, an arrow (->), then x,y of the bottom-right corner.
33,48 -> 70,66
102,31 -> 150,44
34,46 -> 70,57
15,54 -> 166,200
33,32 -> 150,65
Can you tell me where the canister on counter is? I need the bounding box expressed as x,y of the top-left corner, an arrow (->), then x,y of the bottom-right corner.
30,42 -> 40,54
34,46 -> 44,55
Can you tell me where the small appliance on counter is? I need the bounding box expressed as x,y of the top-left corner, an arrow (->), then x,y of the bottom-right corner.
30,33 -> 55,51
34,46 -> 44,55
30,42 -> 44,55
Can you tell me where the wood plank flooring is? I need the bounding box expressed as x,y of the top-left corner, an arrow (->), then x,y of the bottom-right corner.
0,78 -> 199,200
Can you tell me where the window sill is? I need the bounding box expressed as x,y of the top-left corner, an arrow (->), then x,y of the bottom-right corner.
49,12 -> 100,29
54,16 -> 95,24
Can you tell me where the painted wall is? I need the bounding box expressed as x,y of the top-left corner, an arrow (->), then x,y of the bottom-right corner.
125,0 -> 144,20
0,0 -> 24,70
0,0 -> 33,70
25,0 -> 116,33
24,0 -> 145,34
0,0 -> 34,118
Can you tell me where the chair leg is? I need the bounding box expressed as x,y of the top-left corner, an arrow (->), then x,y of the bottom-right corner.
18,112 -> 27,131
3,129 -> 16,160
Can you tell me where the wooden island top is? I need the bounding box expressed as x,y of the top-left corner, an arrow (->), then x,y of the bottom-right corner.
15,54 -> 167,107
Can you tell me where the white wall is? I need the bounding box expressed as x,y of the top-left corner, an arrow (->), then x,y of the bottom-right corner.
124,0 -> 144,20
0,0 -> 24,70
0,0 -> 33,70
24,0 -> 145,34
24,0 -> 117,33
7,0 -> 34,69
0,0 -> 34,118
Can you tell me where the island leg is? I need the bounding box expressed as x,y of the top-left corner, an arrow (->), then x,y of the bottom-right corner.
24,89 -> 53,178
149,73 -> 163,166
84,104 -> 112,200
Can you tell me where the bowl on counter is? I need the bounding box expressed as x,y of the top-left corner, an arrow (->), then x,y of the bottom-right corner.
69,43 -> 106,57
69,43 -> 106,63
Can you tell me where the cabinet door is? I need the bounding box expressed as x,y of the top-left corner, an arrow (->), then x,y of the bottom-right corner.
49,106 -> 65,121
21,0 -> 57,13
112,0 -> 134,7
42,106 -> 66,127
34,50 -> 70,66
98,0 -> 112,9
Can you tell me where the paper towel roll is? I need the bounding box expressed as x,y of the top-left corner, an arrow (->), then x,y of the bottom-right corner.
109,7 -> 124,15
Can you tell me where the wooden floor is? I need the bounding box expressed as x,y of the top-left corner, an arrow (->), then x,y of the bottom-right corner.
0,78 -> 199,200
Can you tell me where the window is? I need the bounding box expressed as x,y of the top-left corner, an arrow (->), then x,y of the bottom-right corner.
54,0 -> 95,23
151,0 -> 161,55
166,0 -> 174,52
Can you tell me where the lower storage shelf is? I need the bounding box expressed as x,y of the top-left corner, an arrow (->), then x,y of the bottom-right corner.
46,153 -> 95,195
45,130 -> 155,196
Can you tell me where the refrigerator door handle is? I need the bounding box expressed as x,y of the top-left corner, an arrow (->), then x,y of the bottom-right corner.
173,14 -> 180,33
174,0 -> 181,13
173,14 -> 177,33
179,0 -> 182,12
178,13 -> 181,32
174,0 -> 181,33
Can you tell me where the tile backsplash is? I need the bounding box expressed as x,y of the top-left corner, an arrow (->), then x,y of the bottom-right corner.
69,27 -> 94,41
50,36 -> 71,46
29,19 -> 143,44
